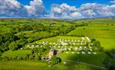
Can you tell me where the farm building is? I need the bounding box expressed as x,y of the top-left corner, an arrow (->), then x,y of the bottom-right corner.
48,49 -> 57,59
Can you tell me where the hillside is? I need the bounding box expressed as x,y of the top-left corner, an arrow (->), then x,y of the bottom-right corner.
0,18 -> 115,70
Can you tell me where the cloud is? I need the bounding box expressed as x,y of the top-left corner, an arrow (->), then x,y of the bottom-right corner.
80,3 -> 115,18
0,0 -> 47,17
97,6 -> 115,17
111,0 -> 115,4
70,12 -> 84,18
25,0 -> 47,17
51,2 -> 115,19
0,0 -> 115,18
59,3 -> 77,12
79,3 -> 104,18
51,3 -> 104,18
81,10 -> 96,18
0,0 -> 27,17
51,3 -> 83,18
80,3 -> 104,11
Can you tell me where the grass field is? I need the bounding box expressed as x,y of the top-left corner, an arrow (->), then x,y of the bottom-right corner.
34,36 -> 81,43
0,60 -> 104,70
0,18 -> 115,70
59,52 -> 107,66
67,23 -> 115,50
29,36 -> 107,66
0,61 -> 48,70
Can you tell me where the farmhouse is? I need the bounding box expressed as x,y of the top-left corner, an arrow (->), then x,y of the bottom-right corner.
48,49 -> 57,59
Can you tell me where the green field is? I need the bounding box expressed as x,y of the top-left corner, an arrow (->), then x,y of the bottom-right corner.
0,60 -> 105,70
0,18 -> 115,70
68,21 -> 115,50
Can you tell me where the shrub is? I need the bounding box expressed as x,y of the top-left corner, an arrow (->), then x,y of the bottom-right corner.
8,42 -> 18,51
34,54 -> 41,61
51,56 -> 62,65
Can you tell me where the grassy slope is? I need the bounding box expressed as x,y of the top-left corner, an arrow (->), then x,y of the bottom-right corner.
59,52 -> 106,66
33,36 -> 107,66
1,50 -> 32,58
0,61 -> 103,70
0,18 -> 114,70
68,19 -> 115,50
0,61 -> 48,70
34,36 -> 81,43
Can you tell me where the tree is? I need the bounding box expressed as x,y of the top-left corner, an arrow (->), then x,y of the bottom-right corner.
8,42 -> 18,51
51,56 -> 62,65
103,50 -> 115,70
93,41 -> 101,47
91,39 -> 101,47
0,50 -> 2,56
34,54 -> 41,61
91,38 -> 96,43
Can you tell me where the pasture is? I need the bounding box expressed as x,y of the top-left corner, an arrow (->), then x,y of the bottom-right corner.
68,21 -> 115,50
0,60 -> 104,70
0,18 -> 115,70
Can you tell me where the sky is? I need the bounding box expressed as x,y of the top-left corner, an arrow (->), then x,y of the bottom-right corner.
0,0 -> 115,18
18,0 -> 110,9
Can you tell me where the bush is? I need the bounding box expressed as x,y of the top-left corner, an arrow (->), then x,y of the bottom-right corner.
8,42 -> 18,51
91,38 -> 96,43
93,41 -> 101,47
51,56 -> 61,65
29,55 -> 34,60
0,56 -> 2,60
0,51 -> 2,56
103,50 -> 115,70
34,54 -> 41,61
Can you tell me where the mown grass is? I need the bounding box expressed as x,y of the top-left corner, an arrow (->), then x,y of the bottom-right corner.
67,23 -> 115,50
0,61 -> 103,70
0,61 -> 48,70
59,52 -> 107,66
1,50 -> 32,59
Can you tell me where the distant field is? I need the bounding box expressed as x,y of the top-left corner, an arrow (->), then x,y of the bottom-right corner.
67,22 -> 115,50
